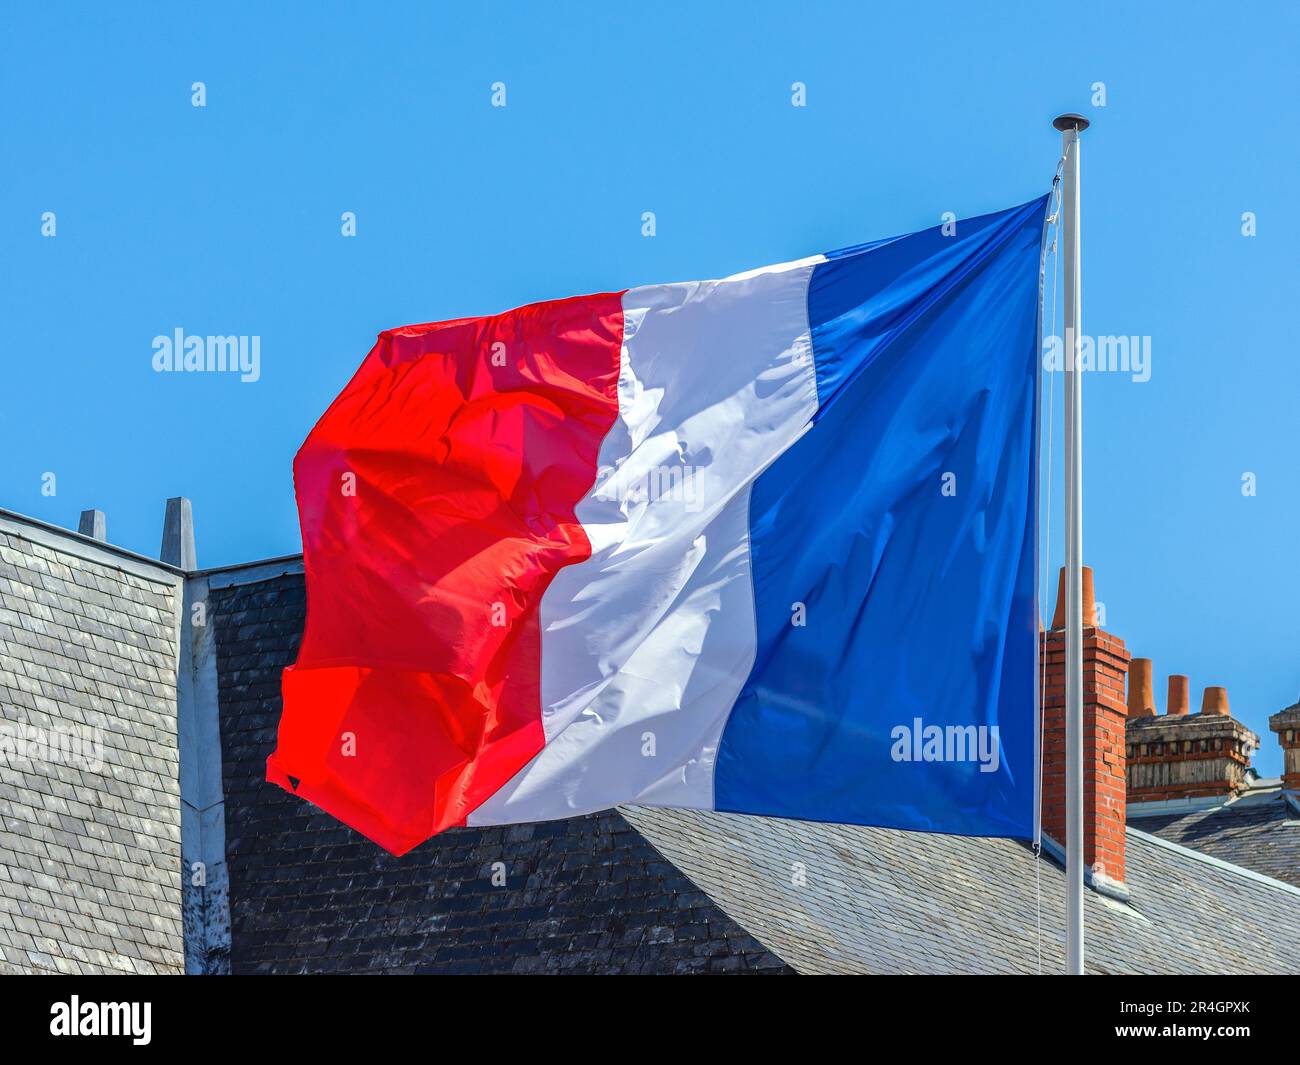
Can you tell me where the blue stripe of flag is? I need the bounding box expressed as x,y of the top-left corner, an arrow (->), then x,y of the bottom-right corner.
714,196 -> 1049,839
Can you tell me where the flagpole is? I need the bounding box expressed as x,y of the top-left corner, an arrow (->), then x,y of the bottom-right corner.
1053,111 -> 1089,976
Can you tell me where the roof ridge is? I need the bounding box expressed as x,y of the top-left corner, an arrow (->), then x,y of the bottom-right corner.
0,507 -> 183,581
1127,825 -> 1300,899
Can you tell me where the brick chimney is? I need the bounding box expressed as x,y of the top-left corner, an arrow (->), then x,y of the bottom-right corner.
1126,676 -> 1259,804
1041,565 -> 1130,887
1269,696 -> 1300,792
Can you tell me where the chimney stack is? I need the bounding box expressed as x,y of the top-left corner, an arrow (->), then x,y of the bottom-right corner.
1127,658 -> 1155,718
1041,566 -> 1129,887
78,508 -> 107,542
1127,674 -> 1258,805
1269,697 -> 1300,793
1166,674 -> 1190,716
161,497 -> 197,571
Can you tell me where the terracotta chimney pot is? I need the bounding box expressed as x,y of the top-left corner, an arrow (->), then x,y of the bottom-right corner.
1127,658 -> 1155,718
1050,565 -> 1096,630
1129,688 -> 1261,803
1200,686 -> 1230,717
1167,675 -> 1190,717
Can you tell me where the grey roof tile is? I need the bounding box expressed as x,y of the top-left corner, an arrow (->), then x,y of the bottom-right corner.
1131,791 -> 1300,888
8,523 -> 1298,976
618,804 -> 1300,974
207,568 -> 1300,975
0,527 -> 184,975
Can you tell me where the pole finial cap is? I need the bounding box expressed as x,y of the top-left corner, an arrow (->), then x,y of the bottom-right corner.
1053,113 -> 1091,132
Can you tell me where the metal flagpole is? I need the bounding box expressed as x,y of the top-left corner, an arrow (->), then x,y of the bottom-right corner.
1053,111 -> 1089,976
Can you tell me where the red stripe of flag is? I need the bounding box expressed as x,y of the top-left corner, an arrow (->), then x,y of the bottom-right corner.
268,293 -> 625,854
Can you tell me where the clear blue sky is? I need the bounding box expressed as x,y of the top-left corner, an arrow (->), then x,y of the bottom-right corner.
2,2 -> 1296,773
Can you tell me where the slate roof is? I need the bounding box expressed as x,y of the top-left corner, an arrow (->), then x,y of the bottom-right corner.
209,570 -> 790,974
1129,783 -> 1300,890
207,562 -> 1300,975
0,515 -> 185,975
621,807 -> 1300,974
3,505 -> 1298,976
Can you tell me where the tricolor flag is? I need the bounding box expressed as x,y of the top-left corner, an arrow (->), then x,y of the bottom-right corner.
268,195 -> 1049,856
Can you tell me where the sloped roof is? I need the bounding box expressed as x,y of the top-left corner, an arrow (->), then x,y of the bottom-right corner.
1130,785 -> 1300,890
621,805 -> 1300,974
10,507 -> 1293,977
207,557 -> 1300,976
0,513 -> 185,975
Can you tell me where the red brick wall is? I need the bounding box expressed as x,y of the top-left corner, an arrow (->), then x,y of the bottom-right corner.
1041,627 -> 1131,885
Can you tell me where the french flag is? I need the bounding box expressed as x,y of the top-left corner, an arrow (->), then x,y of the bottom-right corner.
268,195 -> 1049,856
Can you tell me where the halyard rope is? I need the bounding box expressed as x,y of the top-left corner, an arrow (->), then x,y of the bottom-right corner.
1035,156 -> 1065,974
